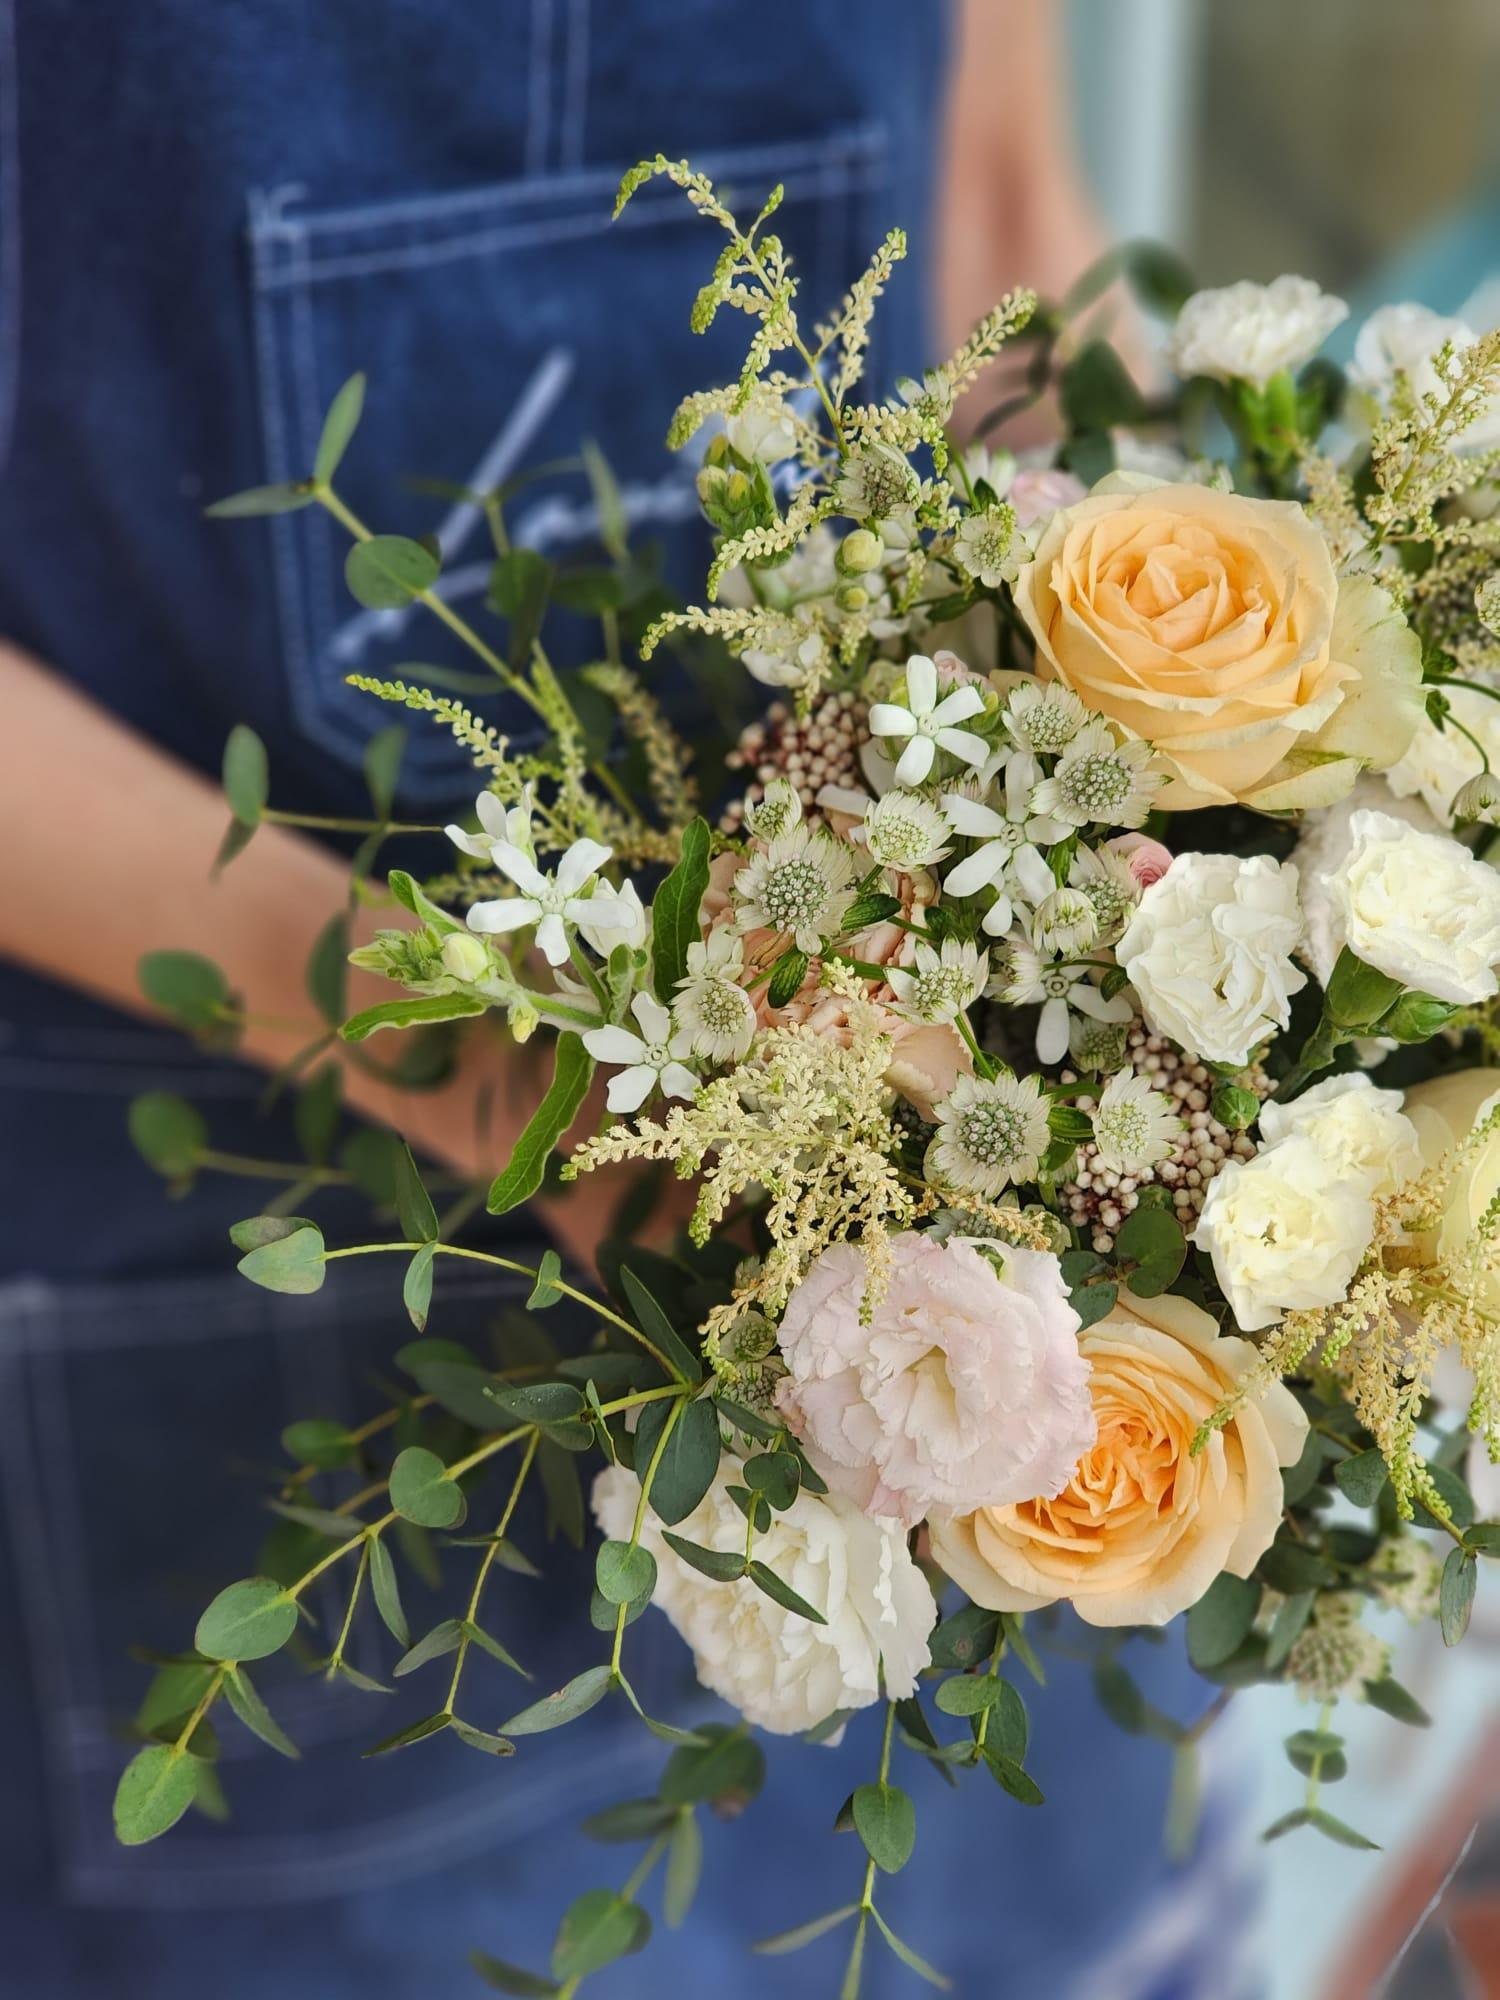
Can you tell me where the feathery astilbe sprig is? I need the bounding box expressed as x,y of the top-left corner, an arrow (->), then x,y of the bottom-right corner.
817,225 -> 908,405
1365,329 -> 1500,551
580,661 -> 699,830
344,675 -> 512,772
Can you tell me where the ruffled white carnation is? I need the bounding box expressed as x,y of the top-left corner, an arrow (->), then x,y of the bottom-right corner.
1165,276 -> 1347,389
591,1464 -> 933,1736
774,1235 -> 1094,1526
1290,779 -> 1436,985
1329,809 -> 1500,1004
1116,853 -> 1306,1066
1257,1071 -> 1422,1198
1193,1135 -> 1373,1332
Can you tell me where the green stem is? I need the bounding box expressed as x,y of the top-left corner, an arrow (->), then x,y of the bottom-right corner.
444,1429 -> 539,1712
1275,1015 -> 1345,1102
611,1397 -> 683,1676
264,808 -> 443,835
326,1538 -> 370,1677
197,1149 -> 349,1185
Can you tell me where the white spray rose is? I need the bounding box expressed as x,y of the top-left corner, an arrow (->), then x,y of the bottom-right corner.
1350,302 -> 1500,451
1328,809 -> 1500,1005
1290,779 -> 1437,986
1165,276 -> 1347,389
591,1463 -> 933,1736
1193,1135 -> 1373,1332
1116,853 -> 1306,1066
1257,1071 -> 1422,1199
773,1235 -> 1094,1527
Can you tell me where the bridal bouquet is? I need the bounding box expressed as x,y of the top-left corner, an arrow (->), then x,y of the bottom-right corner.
118,157 -> 1500,1994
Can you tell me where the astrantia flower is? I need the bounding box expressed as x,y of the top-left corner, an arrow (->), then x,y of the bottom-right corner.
467,835 -> 635,967
774,1235 -> 1094,1525
886,938 -> 988,1024
591,1462 -> 934,1735
928,1071 -> 1052,1197
953,504 -> 1024,589
835,440 -> 921,523
859,789 -> 952,870
582,991 -> 698,1114
869,654 -> 990,787
744,777 -> 803,843
733,822 -> 858,953
1069,842 -> 1142,940
1029,721 -> 1164,830
1030,886 -> 1098,957
674,930 -> 757,1063
1003,680 -> 1088,756
999,945 -> 1133,1067
1089,1071 -> 1181,1175
1165,276 -> 1347,389
941,764 -> 1066,936
897,369 -> 955,431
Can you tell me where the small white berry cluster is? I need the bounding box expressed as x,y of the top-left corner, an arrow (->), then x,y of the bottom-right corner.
722,689 -> 868,833
1058,1025 -> 1263,1253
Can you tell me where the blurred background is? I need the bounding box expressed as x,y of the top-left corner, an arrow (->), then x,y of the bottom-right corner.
1063,4 -> 1500,1994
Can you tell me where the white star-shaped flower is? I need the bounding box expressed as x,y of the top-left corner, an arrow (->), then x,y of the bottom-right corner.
941,759 -> 1067,936
445,787 -> 535,863
868,654 -> 989,787
466,835 -> 632,966
583,992 -> 699,1113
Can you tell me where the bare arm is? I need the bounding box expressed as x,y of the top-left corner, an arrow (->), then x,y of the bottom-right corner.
0,643 -> 614,1262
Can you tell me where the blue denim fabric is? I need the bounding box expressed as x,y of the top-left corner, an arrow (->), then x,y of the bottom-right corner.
0,4 -> 1250,1993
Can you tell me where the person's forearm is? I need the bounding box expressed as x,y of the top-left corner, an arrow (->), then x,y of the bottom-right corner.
0,645 -> 564,1211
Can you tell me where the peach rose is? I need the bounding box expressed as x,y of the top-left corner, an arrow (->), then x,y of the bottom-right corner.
702,852 -> 968,1120
928,1289 -> 1307,1627
1012,475 -> 1422,812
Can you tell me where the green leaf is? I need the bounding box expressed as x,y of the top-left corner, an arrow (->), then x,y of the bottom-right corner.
743,1452 -> 800,1511
981,1748 -> 1044,1806
138,949 -> 229,1031
582,1799 -> 678,1843
754,1905 -> 860,1956
990,1679 -> 1030,1765
1334,1448 -> 1389,1507
237,1223 -> 326,1295
390,1446 -> 466,1529
1186,1572 -> 1260,1670
128,1091 -> 207,1178
222,724 -> 269,826
1125,241 -> 1196,317
395,1340 -> 501,1426
386,866 -> 464,934
367,1534 -> 409,1648
195,1578 -> 298,1662
1440,1546 -> 1477,1646
1467,1521 -> 1500,1556
113,1744 -> 200,1845
584,439 -> 629,558
464,1620 -> 529,1678
747,1561 -> 826,1625
1285,1728 -> 1347,1782
868,1907 -> 951,1991
1114,1205 -> 1187,1296
345,534 -> 440,610
928,1604 -> 1001,1671
852,1782 -> 915,1873
934,1675 -> 1001,1718
487,1035 -> 594,1214
551,1890 -> 650,1984
469,1951 -> 559,1996
1362,1675 -> 1431,1727
280,1418 -> 355,1470
394,1618 -> 466,1676
1060,339 -> 1147,433
767,947 -> 808,1009
635,1397 -> 719,1524
294,1063 -> 342,1164
358,723 -> 406,820
204,480 -> 316,518
658,1723 -> 767,1807
393,1142 -> 439,1243
1264,1589 -> 1315,1673
595,1539 -> 657,1606
1412,1463 -> 1476,1532
528,1251 -> 564,1309
619,1267 -> 702,1384
502,1663 -> 612,1736
362,1711 -> 452,1757
1093,1658 -> 1148,1733
664,1809 -> 703,1928
484,1380 -> 586,1428
649,817 -> 712,1002
223,1665 -> 298,1759
1261,1807 -> 1312,1842
489,547 -> 554,671
340,988 -> 488,1040
661,1531 -> 744,1581
402,1241 -> 436,1333
1308,1807 -> 1380,1851
305,914 -> 349,1025
314,371 -> 366,484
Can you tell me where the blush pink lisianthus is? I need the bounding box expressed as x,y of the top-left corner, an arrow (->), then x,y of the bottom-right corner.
774,1234 -> 1095,1527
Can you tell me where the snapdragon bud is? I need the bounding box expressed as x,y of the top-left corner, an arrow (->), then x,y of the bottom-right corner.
837,527 -> 883,576
441,931 -> 491,983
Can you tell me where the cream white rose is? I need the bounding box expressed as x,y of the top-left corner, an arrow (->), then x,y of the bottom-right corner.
1384,684 -> 1500,824
928,1290 -> 1307,1627
1165,276 -> 1347,389
1257,1071 -> 1423,1198
1329,809 -> 1500,1004
1193,1134 -> 1373,1332
591,1462 -> 933,1736
1116,852 -> 1306,1067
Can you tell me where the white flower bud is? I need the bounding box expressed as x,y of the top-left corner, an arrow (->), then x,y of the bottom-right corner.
440,931 -> 491,983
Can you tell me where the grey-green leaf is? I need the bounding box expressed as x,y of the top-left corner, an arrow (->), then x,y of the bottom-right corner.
195,1578 -> 298,1662
502,1664 -> 612,1736
113,1744 -> 200,1845
650,818 -> 712,1001
487,1035 -> 594,1214
367,1534 -> 409,1647
222,724 -> 269,826
236,1224 -> 327,1296
345,534 -> 440,610
852,1782 -> 915,1873
223,1665 -> 298,1758
389,1447 -> 466,1530
314,372 -> 366,484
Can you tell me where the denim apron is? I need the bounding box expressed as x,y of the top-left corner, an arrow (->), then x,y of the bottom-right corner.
0,5 -> 1253,1993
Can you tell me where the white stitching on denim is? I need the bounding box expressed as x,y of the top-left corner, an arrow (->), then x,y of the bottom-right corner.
525,0 -> 554,178
561,0 -> 589,169
0,0 -> 20,475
